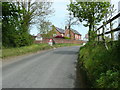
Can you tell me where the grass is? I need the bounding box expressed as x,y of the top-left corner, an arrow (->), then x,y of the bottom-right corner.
54,43 -> 80,47
0,49 -> 1,58
78,41 -> 120,88
2,43 -> 81,59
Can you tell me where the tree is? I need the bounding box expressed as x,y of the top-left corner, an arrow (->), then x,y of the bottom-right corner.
39,19 -> 52,34
68,1 -> 111,41
2,1 -> 53,47
2,2 -> 21,47
65,11 -> 80,29
16,1 -> 53,33
36,2 -> 54,35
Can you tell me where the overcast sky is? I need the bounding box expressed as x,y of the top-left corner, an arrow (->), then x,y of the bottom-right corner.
30,0 -> 120,39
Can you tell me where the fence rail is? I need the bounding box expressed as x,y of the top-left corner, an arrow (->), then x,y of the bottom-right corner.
97,28 -> 120,36
96,12 -> 120,41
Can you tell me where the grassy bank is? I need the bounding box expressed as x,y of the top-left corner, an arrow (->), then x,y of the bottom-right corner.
78,41 -> 120,88
2,43 -> 80,59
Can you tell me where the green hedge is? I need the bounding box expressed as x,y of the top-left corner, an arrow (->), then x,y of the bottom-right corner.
78,41 -> 120,88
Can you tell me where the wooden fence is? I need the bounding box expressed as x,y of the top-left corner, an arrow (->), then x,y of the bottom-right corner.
95,12 -> 120,41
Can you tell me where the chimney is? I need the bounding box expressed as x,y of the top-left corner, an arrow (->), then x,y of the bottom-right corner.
65,26 -> 67,30
68,24 -> 70,29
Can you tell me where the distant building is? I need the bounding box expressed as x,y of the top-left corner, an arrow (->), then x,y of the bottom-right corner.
35,33 -> 43,41
53,27 -> 65,37
35,25 -> 82,40
64,27 -> 82,40
83,34 -> 88,41
47,25 -> 82,40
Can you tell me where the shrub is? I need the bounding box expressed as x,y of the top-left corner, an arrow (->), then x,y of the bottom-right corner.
96,70 -> 120,88
78,40 -> 120,88
64,36 -> 71,39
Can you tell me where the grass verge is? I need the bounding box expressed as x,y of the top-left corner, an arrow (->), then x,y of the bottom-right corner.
2,43 -> 81,59
78,41 -> 120,88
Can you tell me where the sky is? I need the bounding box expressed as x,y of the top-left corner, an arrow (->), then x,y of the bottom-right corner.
30,0 -> 120,39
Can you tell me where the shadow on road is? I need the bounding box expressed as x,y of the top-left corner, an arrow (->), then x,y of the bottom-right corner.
53,51 -> 78,55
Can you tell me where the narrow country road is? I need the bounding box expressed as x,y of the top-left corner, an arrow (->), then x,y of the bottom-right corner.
2,46 -> 80,88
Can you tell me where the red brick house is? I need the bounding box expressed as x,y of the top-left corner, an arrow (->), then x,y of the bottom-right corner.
53,27 -> 65,37
74,30 -> 81,40
50,26 -> 82,40
35,25 -> 82,40
64,28 -> 81,40
43,26 -> 65,38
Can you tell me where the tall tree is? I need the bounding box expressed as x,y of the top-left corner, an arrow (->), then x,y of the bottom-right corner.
68,1 -> 111,41
2,1 -> 53,47
36,2 -> 54,34
65,11 -> 80,29
16,1 -> 53,33
2,2 -> 22,47
39,19 -> 52,34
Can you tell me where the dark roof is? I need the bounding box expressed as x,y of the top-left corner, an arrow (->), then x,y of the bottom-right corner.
71,29 -> 81,35
55,27 -> 65,34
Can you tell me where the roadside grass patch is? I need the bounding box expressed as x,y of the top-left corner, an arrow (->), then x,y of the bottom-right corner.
2,43 -> 81,58
2,44 -> 50,58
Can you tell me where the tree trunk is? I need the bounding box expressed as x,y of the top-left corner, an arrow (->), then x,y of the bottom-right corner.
68,24 -> 71,38
88,24 -> 92,41
103,22 -> 108,50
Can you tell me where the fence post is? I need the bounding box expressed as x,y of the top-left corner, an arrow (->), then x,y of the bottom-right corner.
110,22 -> 114,41
102,23 -> 105,41
97,30 -> 99,42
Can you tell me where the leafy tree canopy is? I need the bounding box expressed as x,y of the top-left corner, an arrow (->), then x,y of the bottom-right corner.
68,1 -> 111,41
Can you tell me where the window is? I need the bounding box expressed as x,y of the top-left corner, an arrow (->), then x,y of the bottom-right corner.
53,34 -> 56,37
67,34 -> 70,37
61,34 -> 64,37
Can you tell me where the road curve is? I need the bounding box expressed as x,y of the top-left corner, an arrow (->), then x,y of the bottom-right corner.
2,46 -> 80,88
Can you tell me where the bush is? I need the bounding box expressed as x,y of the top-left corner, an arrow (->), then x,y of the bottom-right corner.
78,40 -> 120,88
13,33 -> 34,47
64,36 -> 71,39
3,31 -> 34,47
96,70 -> 119,88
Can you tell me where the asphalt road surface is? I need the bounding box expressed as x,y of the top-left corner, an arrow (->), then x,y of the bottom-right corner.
2,46 -> 80,88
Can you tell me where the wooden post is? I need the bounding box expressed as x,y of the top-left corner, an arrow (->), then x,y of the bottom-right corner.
97,30 -> 100,42
102,24 -> 105,41
98,36 -> 99,41
103,22 -> 109,50
110,22 -> 114,41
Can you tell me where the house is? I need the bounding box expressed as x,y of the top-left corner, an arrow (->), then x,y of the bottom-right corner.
72,29 -> 81,40
32,35 -> 37,39
53,27 -> 65,37
35,33 -> 43,41
50,25 -> 82,40
35,25 -> 82,40
83,34 -> 88,41
64,27 -> 81,40
45,26 -> 65,38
